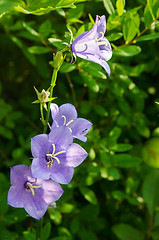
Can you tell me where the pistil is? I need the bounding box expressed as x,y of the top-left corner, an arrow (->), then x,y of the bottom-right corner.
46,144 -> 65,168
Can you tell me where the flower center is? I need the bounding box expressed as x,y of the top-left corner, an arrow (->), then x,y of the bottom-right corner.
97,32 -> 107,47
24,181 -> 41,196
45,144 -> 65,168
62,115 -> 74,132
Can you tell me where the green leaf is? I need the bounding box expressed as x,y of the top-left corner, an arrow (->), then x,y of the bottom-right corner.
112,223 -> 144,240
142,137 -> 159,168
41,222 -> 51,240
0,0 -> 24,18
137,32 -> 159,42
111,144 -> 133,152
144,4 -> 154,27
116,0 -> 124,16
60,62 -> 77,73
114,45 -> 141,57
123,12 -> 140,43
147,0 -> 156,20
112,154 -> 142,168
28,46 -> 50,54
80,187 -> 98,205
142,169 -> 159,214
103,0 -> 115,15
107,32 -> 123,41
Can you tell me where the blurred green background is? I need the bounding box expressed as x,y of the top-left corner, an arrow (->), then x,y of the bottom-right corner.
0,0 -> 159,239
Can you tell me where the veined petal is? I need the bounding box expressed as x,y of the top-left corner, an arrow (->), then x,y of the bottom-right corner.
8,185 -> 25,208
70,118 -> 92,142
10,165 -> 29,186
25,193 -> 48,220
31,158 -> 51,180
31,134 -> 48,158
71,15 -> 99,48
66,143 -> 88,167
39,179 -> 64,204
52,103 -> 77,125
100,49 -> 112,61
49,126 -> 73,149
50,166 -> 74,184
50,103 -> 59,120
97,15 -> 106,37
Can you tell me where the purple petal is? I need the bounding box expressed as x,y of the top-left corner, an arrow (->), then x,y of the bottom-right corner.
71,15 -> 98,48
24,193 -> 48,220
10,165 -> 29,186
8,185 -> 25,208
66,143 -> 88,167
50,103 -> 59,120
50,166 -> 74,184
52,103 -> 77,125
97,15 -> 106,36
31,134 -> 48,158
37,179 -> 64,204
49,126 -> 73,149
70,118 -> 92,142
31,158 -> 51,180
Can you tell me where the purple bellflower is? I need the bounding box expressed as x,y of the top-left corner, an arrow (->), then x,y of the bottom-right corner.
31,126 -> 88,184
71,15 -> 112,76
50,103 -> 92,142
7,165 -> 63,220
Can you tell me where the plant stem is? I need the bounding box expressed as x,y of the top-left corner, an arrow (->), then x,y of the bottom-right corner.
40,103 -> 45,126
43,68 -> 58,133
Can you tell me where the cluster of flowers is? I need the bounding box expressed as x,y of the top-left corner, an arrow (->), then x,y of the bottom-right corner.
8,103 -> 92,219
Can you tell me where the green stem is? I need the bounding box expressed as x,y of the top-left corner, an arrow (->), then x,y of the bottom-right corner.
43,68 -> 58,133
40,103 -> 45,126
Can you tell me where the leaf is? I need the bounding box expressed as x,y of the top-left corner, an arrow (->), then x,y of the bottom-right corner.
114,45 -> 141,57
137,32 -> 159,42
80,187 -> 98,205
41,222 -> 51,240
123,12 -> 140,43
60,62 -> 77,73
142,169 -> 159,214
116,0 -> 124,16
0,0 -> 24,18
112,223 -> 144,240
28,46 -> 50,54
107,32 -> 123,41
102,0 -> 115,15
112,154 -> 142,168
111,144 -> 133,152
144,4 -> 153,27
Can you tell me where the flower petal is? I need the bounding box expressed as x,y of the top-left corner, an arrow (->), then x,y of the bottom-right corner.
97,15 -> 106,36
50,103 -> 59,120
50,166 -> 74,184
24,193 -> 48,220
10,165 -> 29,186
70,118 -> 92,142
31,158 -> 51,180
66,143 -> 88,167
38,179 -> 64,204
49,126 -> 73,149
8,185 -> 25,208
31,134 -> 48,158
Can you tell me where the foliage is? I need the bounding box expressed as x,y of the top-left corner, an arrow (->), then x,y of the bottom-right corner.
0,0 -> 159,239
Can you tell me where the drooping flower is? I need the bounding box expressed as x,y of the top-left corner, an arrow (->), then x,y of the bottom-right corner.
31,126 -> 88,184
71,15 -> 112,76
7,165 -> 63,220
50,103 -> 92,142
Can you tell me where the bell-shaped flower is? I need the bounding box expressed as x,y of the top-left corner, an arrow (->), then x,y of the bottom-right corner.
31,126 -> 88,184
71,15 -> 112,76
7,165 -> 63,220
50,103 -> 92,142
